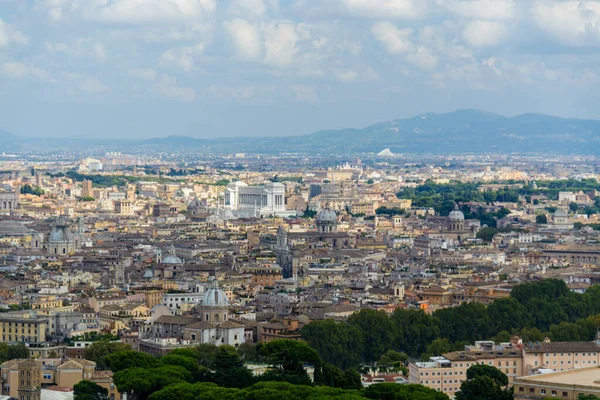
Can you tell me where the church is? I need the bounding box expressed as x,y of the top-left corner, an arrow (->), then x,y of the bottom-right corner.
275,204 -> 356,278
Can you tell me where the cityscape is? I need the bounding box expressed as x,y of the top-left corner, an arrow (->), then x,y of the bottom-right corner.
2,1 -> 600,400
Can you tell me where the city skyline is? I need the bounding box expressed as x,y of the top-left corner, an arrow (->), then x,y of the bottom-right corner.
2,0 -> 600,138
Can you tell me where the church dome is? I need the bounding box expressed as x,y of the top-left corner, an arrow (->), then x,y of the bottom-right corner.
162,244 -> 183,264
49,216 -> 74,243
202,278 -> 229,307
316,208 -> 337,223
555,208 -> 568,217
448,205 -> 465,221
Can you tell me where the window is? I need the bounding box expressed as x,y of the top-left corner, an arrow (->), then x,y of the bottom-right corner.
519,387 -> 524,392
43,374 -> 51,379
541,389 -> 546,395
563,392 -> 568,397
551,390 -> 557,396
529,388 -> 535,393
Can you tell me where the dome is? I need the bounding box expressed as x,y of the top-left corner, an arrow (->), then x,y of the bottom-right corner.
202,278 -> 229,307
448,205 -> 465,221
316,207 -> 337,223
162,244 -> 183,264
555,208 -> 568,217
49,217 -> 74,243
0,220 -> 32,236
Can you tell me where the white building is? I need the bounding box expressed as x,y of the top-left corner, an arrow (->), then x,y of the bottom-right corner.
223,181 -> 295,218
162,293 -> 205,315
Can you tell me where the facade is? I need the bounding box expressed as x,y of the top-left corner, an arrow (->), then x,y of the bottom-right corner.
223,181 -> 295,218
114,199 -> 133,215
0,313 -> 48,344
0,191 -> 18,213
241,263 -> 284,287
514,366 -> 600,400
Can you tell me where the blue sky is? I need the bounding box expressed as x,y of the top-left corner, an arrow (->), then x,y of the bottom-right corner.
1,0 -> 600,139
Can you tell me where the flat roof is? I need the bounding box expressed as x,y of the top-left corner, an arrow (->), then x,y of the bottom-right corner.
518,366 -> 600,387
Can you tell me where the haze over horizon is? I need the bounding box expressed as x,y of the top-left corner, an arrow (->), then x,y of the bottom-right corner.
2,0 -> 600,139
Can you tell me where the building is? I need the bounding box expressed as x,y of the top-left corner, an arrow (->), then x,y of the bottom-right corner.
241,263 -> 284,287
514,366 -> 600,400
0,312 -> 48,344
223,181 -> 295,218
81,180 -> 93,198
114,199 -> 133,215
0,191 -> 18,213
0,358 -> 121,400
47,216 -> 81,255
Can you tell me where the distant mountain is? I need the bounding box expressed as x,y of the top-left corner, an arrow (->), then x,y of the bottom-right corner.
3,109 -> 600,155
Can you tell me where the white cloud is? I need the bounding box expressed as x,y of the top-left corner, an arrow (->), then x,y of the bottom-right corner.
289,84 -> 317,102
80,77 -> 109,92
462,20 -> 508,47
341,0 -> 427,19
129,68 -> 157,80
406,46 -> 438,69
334,68 -> 358,82
1,62 -> 48,79
531,1 -> 600,46
44,41 -> 68,53
438,0 -> 516,21
94,42 -> 107,62
156,74 -> 196,102
371,22 -> 414,54
263,21 -> 310,68
0,19 -> 29,48
228,0 -> 278,18
224,19 -> 263,60
159,44 -> 205,72
39,0 -> 217,24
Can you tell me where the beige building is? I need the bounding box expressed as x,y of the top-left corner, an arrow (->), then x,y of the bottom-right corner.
514,366 -> 600,400
0,359 -> 121,400
410,336 -> 600,398
0,313 -> 48,344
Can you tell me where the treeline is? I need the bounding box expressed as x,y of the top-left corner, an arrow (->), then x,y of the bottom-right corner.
20,184 -> 44,196
396,181 -> 520,216
88,342 -> 447,400
396,180 -> 600,215
302,280 -> 600,369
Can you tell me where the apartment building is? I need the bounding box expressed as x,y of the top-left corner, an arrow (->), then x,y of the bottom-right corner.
514,366 -> 600,400
0,313 -> 48,344
410,335 -> 600,398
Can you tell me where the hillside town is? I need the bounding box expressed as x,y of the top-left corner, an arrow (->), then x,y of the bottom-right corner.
0,152 -> 600,399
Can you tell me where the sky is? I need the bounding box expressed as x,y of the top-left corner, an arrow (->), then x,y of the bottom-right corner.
1,0 -> 600,139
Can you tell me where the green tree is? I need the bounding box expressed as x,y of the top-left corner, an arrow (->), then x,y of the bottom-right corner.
105,350 -> 161,372
161,354 -> 199,374
378,350 -> 408,365
73,380 -> 109,400
260,340 -> 320,385
83,341 -> 131,370
195,343 -> 219,367
422,338 -> 452,360
113,366 -> 192,400
348,309 -> 396,362
536,214 -> 548,224
476,227 -> 499,242
456,365 -> 512,400
212,345 -> 254,388
569,202 -> 579,213
363,383 -> 450,400
301,319 -> 364,369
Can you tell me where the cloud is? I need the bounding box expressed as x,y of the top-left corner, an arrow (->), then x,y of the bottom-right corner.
44,41 -> 68,53
406,46 -> 438,69
263,21 -> 310,68
1,62 -> 48,79
80,77 -> 109,92
289,84 -> 318,102
228,0 -> 278,18
0,18 -> 29,48
462,20 -> 508,47
129,68 -> 157,80
371,22 -> 414,54
531,1 -> 600,46
159,44 -> 205,72
341,0 -> 427,19
156,74 -> 196,102
224,19 -> 263,60
334,68 -> 358,82
94,42 -> 107,62
439,0 -> 516,21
